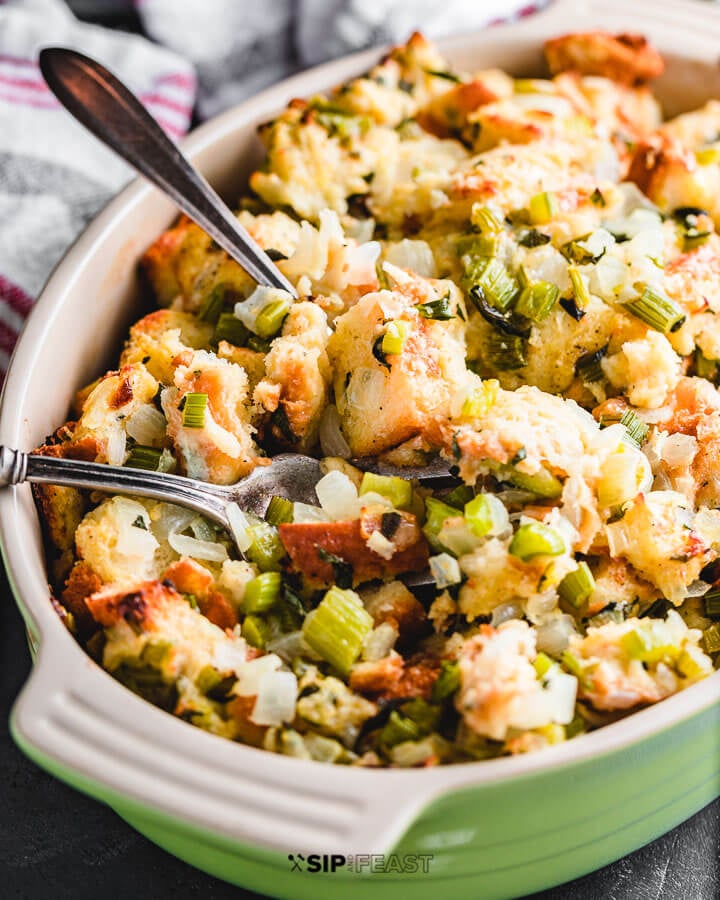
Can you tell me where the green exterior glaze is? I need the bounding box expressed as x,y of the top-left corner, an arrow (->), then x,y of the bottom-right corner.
12,697 -> 720,900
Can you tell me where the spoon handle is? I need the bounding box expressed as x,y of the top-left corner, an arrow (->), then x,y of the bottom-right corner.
0,446 -> 231,526
38,47 -> 296,297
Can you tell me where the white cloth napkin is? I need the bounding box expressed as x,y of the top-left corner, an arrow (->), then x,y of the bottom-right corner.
0,0 -> 544,381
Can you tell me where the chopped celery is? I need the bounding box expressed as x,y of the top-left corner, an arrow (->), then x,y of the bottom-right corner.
695,350 -> 718,382
529,191 -> 559,225
198,285 -> 226,324
382,319 -> 411,356
558,562 -> 595,614
676,650 -> 707,679
464,493 -> 506,537
255,297 -> 291,339
423,497 -> 460,551
379,711 -> 421,748
533,652 -> 554,679
561,650 -> 585,679
213,312 -> 249,347
485,330 -> 526,370
265,495 -> 294,526
243,614 -> 271,649
471,205 -> 503,236
415,296 -> 455,320
703,623 -> 720,654
359,471 -> 412,509
509,522 -> 565,561
443,484 -> 474,509
243,572 -> 282,614
514,281 -> 559,322
125,445 -> 162,471
704,590 -> 720,618
620,627 -> 677,663
624,284 -> 685,334
460,379 -> 499,419
575,346 -> 606,384
401,697 -> 441,732
620,409 -> 649,448
487,459 -> 562,498
246,522 -> 285,572
181,392 -> 208,428
301,586 -> 374,675
431,660 -> 461,702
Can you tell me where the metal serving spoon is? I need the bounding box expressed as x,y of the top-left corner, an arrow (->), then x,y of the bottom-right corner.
0,447 -> 455,591
38,47 -> 296,297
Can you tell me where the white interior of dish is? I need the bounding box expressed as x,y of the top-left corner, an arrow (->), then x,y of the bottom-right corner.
2,0 -> 720,858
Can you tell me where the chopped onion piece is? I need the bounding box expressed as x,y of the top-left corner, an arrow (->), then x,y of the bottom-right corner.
226,502 -> 253,552
536,614 -> 577,656
362,622 -> 398,661
490,600 -> 524,627
151,503 -> 197,540
125,404 -> 166,445
429,553 -> 462,588
319,404 -> 352,459
234,653 -> 282,696
106,426 -> 127,466
168,531 -> 228,562
250,670 -> 298,726
384,239 -> 437,277
315,469 -> 359,520
292,502 -> 329,523
367,529 -> 396,559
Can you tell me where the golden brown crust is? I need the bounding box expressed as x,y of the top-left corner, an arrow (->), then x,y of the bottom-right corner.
278,519 -> 429,586
162,558 -> 238,630
60,561 -> 103,634
544,32 -> 664,86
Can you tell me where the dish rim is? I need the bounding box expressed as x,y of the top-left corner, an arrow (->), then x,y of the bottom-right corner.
3,0 -> 720,859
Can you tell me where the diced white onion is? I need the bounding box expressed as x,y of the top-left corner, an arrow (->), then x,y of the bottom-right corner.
589,253 -> 627,300
661,433 -> 698,468
384,239 -> 437,277
490,600 -> 524,628
429,553 -> 462,588
292,502 -> 329,523
190,516 -> 216,542
212,640 -> 249,674
437,519 -> 482,557
106,425 -> 127,466
344,241 -> 381,285
535,614 -> 577,656
685,579 -> 711,598
362,622 -> 398,661
234,653 -> 281,696
606,520 -> 632,557
367,529 -> 396,559
168,531 -> 228,562
267,630 -> 306,662
315,469 -> 359,520
319,405 -> 352,459
125,404 -> 166,445
225,502 -> 253,553
577,228 -> 615,258
151,503 -> 197,540
250,670 -> 298,726
525,590 -> 559,625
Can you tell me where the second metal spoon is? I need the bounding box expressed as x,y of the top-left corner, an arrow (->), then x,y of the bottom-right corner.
38,47 -> 296,297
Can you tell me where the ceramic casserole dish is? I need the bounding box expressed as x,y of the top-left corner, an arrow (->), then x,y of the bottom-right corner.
3,0 -> 720,897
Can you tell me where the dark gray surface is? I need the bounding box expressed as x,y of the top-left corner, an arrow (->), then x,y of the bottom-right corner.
1,569 -> 718,899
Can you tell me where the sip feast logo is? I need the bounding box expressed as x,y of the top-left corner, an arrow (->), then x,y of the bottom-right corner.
287,853 -> 433,874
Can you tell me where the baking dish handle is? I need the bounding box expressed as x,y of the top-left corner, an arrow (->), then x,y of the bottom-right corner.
11,639 -> 463,857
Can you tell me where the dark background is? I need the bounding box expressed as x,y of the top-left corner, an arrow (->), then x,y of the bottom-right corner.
1,3 -> 718,898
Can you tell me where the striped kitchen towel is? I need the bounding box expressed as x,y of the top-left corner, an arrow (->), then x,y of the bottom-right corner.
0,0 -> 544,383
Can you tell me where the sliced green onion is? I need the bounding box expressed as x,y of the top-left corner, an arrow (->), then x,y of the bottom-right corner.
561,650 -> 586,679
464,493 -> 506,537
381,319 -> 411,356
181,392 -> 208,428
529,191 -> 559,225
359,471 -> 412,509
509,522 -> 565,561
575,346 -> 607,384
464,256 -> 518,311
704,589 -> 720,618
431,660 -> 460,702
213,312 -> 249,347
125,445 -> 162,471
567,264 -> 590,309
246,522 -> 285,572
487,460 -> 563,498
415,296 -> 455,320
620,627 -> 677,663
243,572 -> 282,614
301,586 -> 373,675
255,297 -> 291,339
243,614 -> 271,649
423,497 -> 460,551
456,232 -> 499,259
198,285 -> 226,324
703,623 -> 720,653
624,284 -> 685,334
460,379 -> 499,419
265,495 -> 294,526
620,409 -> 649,448
514,281 -> 559,323
517,228 -> 551,248
485,330 -> 526,370
558,562 -> 595,614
